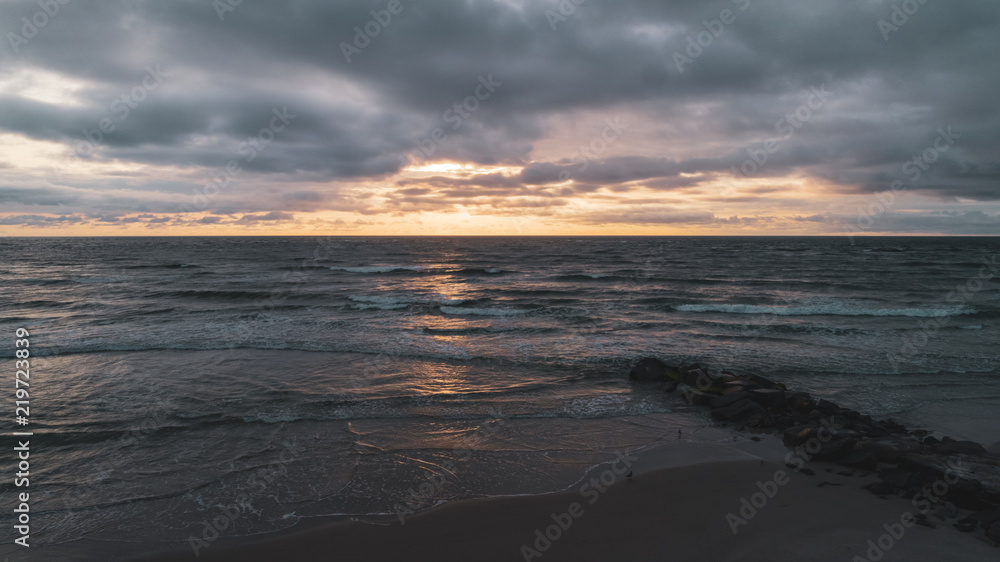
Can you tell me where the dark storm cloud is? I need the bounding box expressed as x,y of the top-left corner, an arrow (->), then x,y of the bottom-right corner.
1,0 -> 999,223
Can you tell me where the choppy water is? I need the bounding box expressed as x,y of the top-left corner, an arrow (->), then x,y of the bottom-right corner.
0,236 -> 997,549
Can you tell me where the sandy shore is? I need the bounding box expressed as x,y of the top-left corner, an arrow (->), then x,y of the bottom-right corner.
32,446 -> 994,562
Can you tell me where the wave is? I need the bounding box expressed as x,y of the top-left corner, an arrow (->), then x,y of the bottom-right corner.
552,273 -> 615,281
349,295 -> 468,307
124,263 -> 199,269
439,305 -> 532,316
147,289 -> 276,301
675,303 -> 975,317
353,303 -> 409,310
330,266 -> 425,274
453,267 -> 507,275
420,326 -> 559,335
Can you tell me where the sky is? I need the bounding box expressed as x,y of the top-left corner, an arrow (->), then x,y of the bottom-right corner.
0,0 -> 998,236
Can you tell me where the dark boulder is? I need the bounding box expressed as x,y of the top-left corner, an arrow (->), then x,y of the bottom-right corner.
749,389 -> 787,410
934,437 -> 990,457
783,424 -> 817,447
878,469 -> 921,489
880,418 -> 908,434
711,399 -> 767,423
837,449 -> 878,471
785,392 -> 815,412
710,391 -> 755,410
629,358 -> 667,381
858,436 -> 922,463
954,518 -> 977,532
811,437 -> 858,462
988,521 -> 1000,544
943,479 -> 993,511
745,373 -> 786,390
816,399 -> 839,416
865,481 -> 898,496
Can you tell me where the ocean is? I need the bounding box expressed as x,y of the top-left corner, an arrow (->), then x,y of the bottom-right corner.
1,236 -> 998,550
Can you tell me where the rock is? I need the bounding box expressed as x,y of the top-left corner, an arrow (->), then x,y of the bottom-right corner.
837,449 -> 878,471
711,399 -> 767,423
710,391 -> 755,410
828,415 -> 855,431
816,399 -> 839,416
934,437 -> 990,457
943,479 -> 992,511
677,385 -> 713,406
954,518 -> 977,532
880,418 -> 908,434
899,453 -> 955,481
971,507 -> 1000,528
840,409 -> 863,421
799,468 -> 815,476
745,373 -> 786,390
858,436 -> 922,463
773,414 -> 795,429
722,380 -> 758,391
658,381 -> 678,392
749,389 -> 787,410
784,391 -> 814,410
878,469 -> 921,489
988,521 -> 1000,544
865,481 -> 897,496
629,358 -> 667,381
783,425 -> 817,447
811,436 -> 858,462
932,506 -> 954,521
915,518 -> 936,529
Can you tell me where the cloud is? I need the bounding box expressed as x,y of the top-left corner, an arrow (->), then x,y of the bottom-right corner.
236,211 -> 295,223
0,0 -> 998,231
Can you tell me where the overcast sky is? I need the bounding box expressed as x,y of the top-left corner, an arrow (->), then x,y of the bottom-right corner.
1,0 -> 998,235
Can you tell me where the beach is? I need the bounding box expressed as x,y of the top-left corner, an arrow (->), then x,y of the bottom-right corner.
33,446 -> 998,561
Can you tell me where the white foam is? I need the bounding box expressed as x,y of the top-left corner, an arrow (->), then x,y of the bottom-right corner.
350,295 -> 466,307
354,303 -> 409,310
675,303 -> 974,317
440,306 -> 529,316
330,266 -> 423,273
349,295 -> 412,305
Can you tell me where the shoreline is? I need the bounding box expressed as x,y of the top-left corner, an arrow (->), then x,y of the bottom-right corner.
44,459 -> 999,561
25,438 -> 998,561
18,359 -> 1000,561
